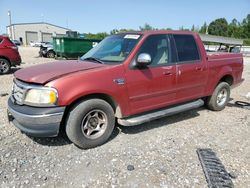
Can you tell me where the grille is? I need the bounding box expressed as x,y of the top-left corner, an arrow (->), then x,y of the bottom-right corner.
12,80 -> 26,104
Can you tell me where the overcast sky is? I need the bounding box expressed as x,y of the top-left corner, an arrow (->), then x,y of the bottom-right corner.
0,0 -> 249,34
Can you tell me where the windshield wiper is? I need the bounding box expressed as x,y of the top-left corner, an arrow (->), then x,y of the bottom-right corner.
82,57 -> 104,64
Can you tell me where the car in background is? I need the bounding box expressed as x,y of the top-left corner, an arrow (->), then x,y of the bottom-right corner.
12,39 -> 21,46
0,36 -> 21,74
30,41 -> 42,47
39,42 -> 55,58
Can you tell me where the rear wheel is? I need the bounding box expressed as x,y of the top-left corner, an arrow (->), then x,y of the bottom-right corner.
0,58 -> 11,74
206,82 -> 230,111
66,99 -> 115,149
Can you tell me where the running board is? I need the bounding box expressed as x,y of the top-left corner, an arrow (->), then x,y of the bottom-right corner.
118,99 -> 204,126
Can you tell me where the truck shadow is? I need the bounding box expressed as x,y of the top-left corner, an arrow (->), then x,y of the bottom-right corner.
27,132 -> 71,147
28,126 -> 121,147
118,107 -> 204,134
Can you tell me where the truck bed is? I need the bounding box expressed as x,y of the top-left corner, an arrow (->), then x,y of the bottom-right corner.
207,52 -> 243,61
206,52 -> 244,93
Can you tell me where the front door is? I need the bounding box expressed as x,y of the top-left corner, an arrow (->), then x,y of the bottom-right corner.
125,34 -> 177,115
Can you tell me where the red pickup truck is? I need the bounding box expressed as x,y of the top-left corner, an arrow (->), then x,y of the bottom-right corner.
8,31 -> 244,149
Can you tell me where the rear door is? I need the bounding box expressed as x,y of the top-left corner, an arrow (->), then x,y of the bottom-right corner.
173,34 -> 207,102
126,34 -> 177,115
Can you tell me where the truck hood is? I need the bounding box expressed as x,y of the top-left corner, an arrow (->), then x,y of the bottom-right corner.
14,60 -> 105,84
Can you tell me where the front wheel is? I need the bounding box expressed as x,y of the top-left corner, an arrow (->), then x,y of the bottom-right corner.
66,99 -> 115,149
206,82 -> 230,111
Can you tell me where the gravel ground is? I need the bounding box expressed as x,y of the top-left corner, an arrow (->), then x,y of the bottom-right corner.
0,47 -> 249,188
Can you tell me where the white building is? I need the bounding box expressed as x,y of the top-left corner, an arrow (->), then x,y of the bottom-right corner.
6,22 -> 70,45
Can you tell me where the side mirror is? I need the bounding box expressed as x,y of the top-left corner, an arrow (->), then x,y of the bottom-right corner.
136,53 -> 151,66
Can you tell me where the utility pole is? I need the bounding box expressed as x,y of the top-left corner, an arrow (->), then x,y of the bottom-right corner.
8,10 -> 12,39
205,25 -> 209,35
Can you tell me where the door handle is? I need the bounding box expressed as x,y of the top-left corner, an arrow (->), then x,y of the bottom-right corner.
163,71 -> 173,76
196,67 -> 202,71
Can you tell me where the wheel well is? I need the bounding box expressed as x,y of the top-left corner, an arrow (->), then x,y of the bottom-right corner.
0,56 -> 10,63
219,75 -> 233,86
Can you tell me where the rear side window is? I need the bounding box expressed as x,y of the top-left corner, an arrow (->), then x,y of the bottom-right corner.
0,38 -> 3,43
173,35 -> 200,62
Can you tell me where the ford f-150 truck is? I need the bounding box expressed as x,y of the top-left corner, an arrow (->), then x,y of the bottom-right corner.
8,31 -> 244,149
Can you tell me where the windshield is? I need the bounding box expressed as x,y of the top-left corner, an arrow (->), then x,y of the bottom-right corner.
81,34 -> 141,64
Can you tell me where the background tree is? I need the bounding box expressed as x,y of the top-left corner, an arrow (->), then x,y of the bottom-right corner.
242,14 -> 250,38
228,18 -> 242,38
191,25 -> 195,31
179,26 -> 189,31
85,32 -> 109,40
110,29 -> 119,35
208,18 -> 228,36
119,28 -> 136,32
84,14 -> 250,44
110,28 -> 135,34
191,25 -> 200,32
199,22 -> 207,34
162,27 -> 172,30
139,23 -> 155,31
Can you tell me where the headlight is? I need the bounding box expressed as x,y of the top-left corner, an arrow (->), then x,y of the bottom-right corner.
24,88 -> 58,106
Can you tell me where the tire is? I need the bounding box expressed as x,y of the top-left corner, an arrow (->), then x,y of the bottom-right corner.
206,82 -> 230,111
66,99 -> 115,149
47,51 -> 55,58
0,58 -> 11,74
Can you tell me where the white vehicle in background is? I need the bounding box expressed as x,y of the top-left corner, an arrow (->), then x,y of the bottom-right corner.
11,39 -> 21,46
29,41 -> 43,47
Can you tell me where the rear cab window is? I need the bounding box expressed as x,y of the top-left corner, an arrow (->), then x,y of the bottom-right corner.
173,34 -> 200,63
0,38 -> 3,44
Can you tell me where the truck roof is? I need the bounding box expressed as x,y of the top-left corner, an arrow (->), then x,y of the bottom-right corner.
117,30 -> 197,36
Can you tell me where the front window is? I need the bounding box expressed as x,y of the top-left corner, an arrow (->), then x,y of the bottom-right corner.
81,34 -> 141,64
137,34 -> 171,65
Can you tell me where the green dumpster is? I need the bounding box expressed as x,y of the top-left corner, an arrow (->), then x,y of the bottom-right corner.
53,37 -> 101,59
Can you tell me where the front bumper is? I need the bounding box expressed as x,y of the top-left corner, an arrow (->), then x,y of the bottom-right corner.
7,98 -> 65,137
